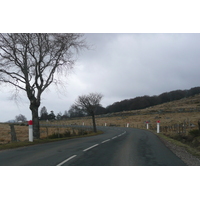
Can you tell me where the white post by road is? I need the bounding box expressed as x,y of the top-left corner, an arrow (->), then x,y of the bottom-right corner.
127,123 -> 129,128
105,123 -> 107,126
157,121 -> 160,133
28,120 -> 33,142
146,122 -> 149,129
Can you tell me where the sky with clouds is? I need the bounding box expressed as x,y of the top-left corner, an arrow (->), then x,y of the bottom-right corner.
0,33 -> 200,122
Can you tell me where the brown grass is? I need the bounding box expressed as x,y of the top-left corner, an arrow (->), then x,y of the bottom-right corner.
0,124 -> 29,144
0,123 -> 93,144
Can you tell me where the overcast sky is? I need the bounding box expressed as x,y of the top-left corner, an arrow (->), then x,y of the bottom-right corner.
0,33 -> 200,122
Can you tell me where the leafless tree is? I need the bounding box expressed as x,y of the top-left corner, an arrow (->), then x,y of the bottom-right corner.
15,114 -> 27,122
0,33 -> 86,139
75,93 -> 103,132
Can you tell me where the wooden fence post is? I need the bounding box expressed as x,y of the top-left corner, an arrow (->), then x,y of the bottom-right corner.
9,124 -> 17,142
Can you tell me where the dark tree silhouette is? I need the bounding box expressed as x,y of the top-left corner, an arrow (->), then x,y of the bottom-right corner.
15,114 -> 27,122
40,106 -> 48,120
75,93 -> 103,132
105,87 -> 200,113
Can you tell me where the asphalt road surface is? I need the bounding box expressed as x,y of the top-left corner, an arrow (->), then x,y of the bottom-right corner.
0,126 -> 186,166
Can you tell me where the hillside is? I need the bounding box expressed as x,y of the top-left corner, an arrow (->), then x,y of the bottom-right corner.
106,93 -> 200,117
63,93 -> 200,131
104,86 -> 200,114
40,86 -> 200,119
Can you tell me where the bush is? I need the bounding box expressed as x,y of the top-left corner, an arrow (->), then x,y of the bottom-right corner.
78,129 -> 88,135
48,131 -> 71,139
63,131 -> 71,137
48,133 -> 60,139
191,137 -> 200,147
47,129 -> 92,139
189,129 -> 200,137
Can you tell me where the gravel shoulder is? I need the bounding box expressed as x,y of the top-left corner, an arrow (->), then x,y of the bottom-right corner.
157,135 -> 200,166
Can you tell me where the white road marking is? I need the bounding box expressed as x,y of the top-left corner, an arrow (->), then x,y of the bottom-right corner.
101,139 -> 110,143
57,155 -> 77,166
57,131 -> 127,166
83,144 -> 99,152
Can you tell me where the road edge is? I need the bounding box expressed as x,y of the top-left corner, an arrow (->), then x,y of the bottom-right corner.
151,131 -> 200,166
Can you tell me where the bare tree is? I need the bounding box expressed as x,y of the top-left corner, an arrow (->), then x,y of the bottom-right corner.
75,93 -> 103,132
15,114 -> 27,122
0,33 -> 86,139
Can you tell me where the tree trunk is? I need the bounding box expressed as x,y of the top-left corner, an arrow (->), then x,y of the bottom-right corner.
30,103 -> 40,139
92,114 -> 97,133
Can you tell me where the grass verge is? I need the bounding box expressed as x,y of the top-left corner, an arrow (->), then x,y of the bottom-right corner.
0,130 -> 103,151
155,132 -> 200,158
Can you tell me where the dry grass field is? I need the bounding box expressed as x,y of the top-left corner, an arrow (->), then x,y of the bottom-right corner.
0,124 -> 29,144
0,123 -> 93,144
1,94 -> 200,144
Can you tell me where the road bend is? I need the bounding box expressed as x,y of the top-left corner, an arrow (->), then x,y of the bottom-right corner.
0,126 -> 186,166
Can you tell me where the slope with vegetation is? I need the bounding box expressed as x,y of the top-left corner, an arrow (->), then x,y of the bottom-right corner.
64,86 -> 200,118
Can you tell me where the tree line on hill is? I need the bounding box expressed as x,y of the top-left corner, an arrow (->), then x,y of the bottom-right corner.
105,87 -> 200,114
39,86 -> 200,120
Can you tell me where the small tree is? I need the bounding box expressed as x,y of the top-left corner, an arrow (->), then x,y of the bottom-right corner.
62,110 -> 69,119
40,106 -> 48,120
56,112 -> 62,120
75,93 -> 103,132
15,114 -> 27,122
48,110 -> 56,120
68,104 -> 86,118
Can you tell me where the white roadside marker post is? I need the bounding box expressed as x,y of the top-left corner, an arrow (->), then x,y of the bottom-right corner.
28,120 -> 33,142
105,123 -> 107,126
127,123 -> 129,128
146,122 -> 149,129
83,122 -> 84,126
157,120 -> 160,133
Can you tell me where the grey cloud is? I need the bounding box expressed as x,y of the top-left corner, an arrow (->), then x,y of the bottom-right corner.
1,33 -> 200,121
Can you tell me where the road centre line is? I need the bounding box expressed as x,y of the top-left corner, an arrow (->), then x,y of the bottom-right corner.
83,144 -> 99,152
101,139 -> 110,143
57,155 -> 77,166
57,131 -> 127,165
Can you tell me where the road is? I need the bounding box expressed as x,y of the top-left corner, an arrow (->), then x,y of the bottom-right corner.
0,126 -> 186,166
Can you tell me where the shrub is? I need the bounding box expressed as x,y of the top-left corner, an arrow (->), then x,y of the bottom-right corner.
48,133 -> 59,139
78,129 -> 88,135
48,131 -> 72,139
189,129 -> 200,137
63,131 -> 71,137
